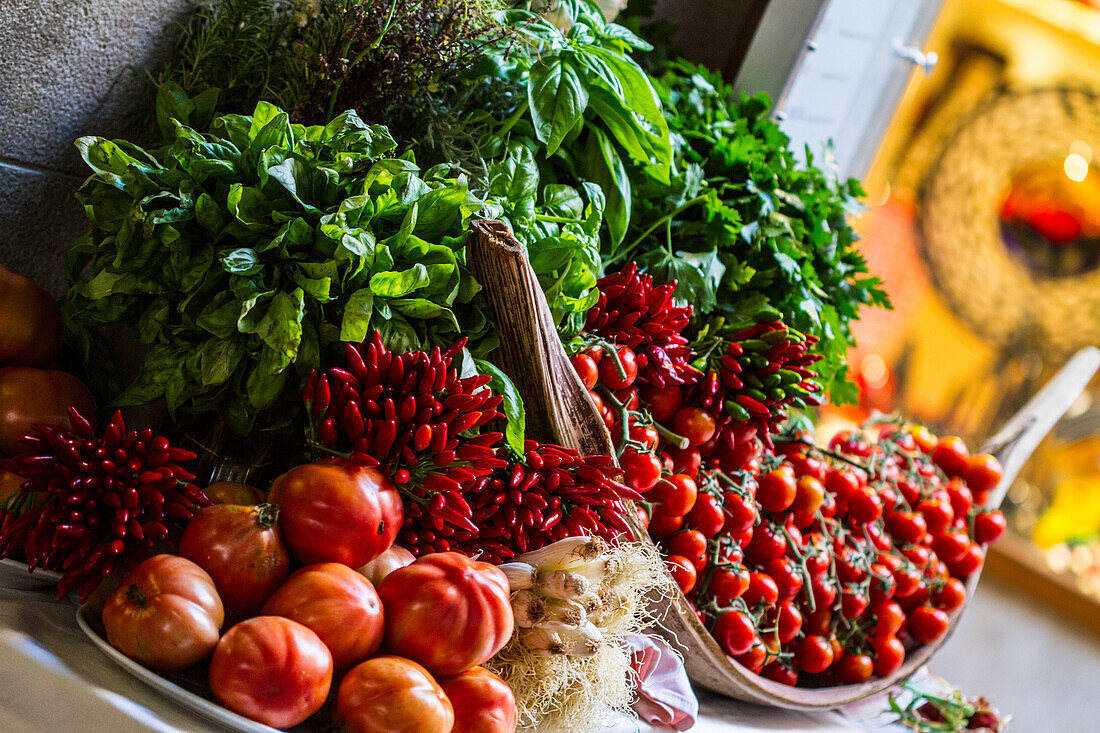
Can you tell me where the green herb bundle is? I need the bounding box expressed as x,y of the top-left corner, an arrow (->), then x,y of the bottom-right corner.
64,95 -> 492,435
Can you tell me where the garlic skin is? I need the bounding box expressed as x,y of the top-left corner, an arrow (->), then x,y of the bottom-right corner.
512,590 -> 549,628
538,570 -> 591,600
499,561 -> 538,591
517,536 -> 605,571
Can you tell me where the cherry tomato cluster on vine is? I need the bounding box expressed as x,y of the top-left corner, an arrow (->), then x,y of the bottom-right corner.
659,422 -> 1007,689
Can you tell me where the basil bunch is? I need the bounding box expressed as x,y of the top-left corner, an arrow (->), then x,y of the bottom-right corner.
64,97 -> 492,434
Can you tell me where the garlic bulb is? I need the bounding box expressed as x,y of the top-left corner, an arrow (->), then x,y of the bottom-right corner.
499,561 -> 537,591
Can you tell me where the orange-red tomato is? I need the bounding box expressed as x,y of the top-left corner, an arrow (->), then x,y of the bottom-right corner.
336,655 -> 454,733
357,544 -> 416,587
0,265 -> 61,367
263,562 -> 385,670
268,459 -> 402,567
0,367 -> 95,456
102,555 -> 224,672
204,481 -> 265,505
378,552 -> 513,676
178,503 -> 289,619
439,666 -> 518,733
209,616 -> 332,729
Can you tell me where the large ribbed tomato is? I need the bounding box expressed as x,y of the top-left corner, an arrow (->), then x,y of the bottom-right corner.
336,656 -> 454,733
440,666 -> 518,733
178,503 -> 290,619
209,616 -> 333,729
101,555 -> 224,672
0,367 -> 95,456
377,552 -> 513,676
268,459 -> 402,567
262,562 -> 385,670
0,265 -> 61,367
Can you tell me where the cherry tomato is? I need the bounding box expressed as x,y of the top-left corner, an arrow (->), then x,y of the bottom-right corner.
762,661 -> 799,686
904,424 -> 938,453
439,667 -> 517,733
947,543 -> 984,579
639,384 -> 682,423
570,353 -> 599,390
824,468 -> 860,501
722,491 -> 758,535
621,449 -> 663,492
932,577 -> 967,612
627,423 -> 660,451
713,610 -> 757,657
795,634 -> 834,674
262,563 -> 384,670
841,589 -> 869,621
336,655 -> 453,733
828,430 -> 873,458
846,486 -> 883,524
378,552 -> 513,676
357,544 -> 416,587
650,474 -> 698,517
635,504 -> 651,531
873,601 -> 905,637
916,498 -> 954,536
946,478 -> 973,518
0,265 -> 62,367
735,640 -> 767,673
0,367 -> 96,456
872,634 -> 905,677
665,445 -> 701,478
886,511 -> 927,545
684,492 -> 725,538
672,407 -> 717,447
791,475 -> 825,515
743,571 -> 779,607
893,566 -> 923,599
209,616 -> 332,728
709,566 -> 750,603
974,510 -> 1007,544
665,529 -> 708,567
909,605 -> 950,644
837,652 -> 874,684
744,523 -> 787,564
665,554 -> 697,594
268,459 -> 402,567
869,565 -> 897,604
764,557 -> 803,602
597,346 -> 638,389
789,452 -> 827,481
102,555 -> 224,672
774,600 -> 803,644
588,391 -> 610,423
965,453 -> 1003,497
809,576 -> 838,609
803,606 -> 833,637
178,503 -> 289,619
757,464 -> 797,513
647,509 -> 683,538
932,531 -> 971,565
931,436 -> 970,477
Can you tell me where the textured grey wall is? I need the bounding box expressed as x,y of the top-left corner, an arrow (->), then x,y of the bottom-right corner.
0,0 -> 194,296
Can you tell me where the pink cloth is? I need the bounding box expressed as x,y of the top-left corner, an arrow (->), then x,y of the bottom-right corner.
626,634 -> 698,730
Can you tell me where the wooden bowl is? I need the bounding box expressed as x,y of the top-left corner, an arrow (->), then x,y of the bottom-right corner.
467,220 -> 1100,709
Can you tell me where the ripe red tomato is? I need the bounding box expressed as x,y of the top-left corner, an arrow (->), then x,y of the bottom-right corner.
947,542 -> 984,579
672,407 -> 717,447
774,600 -> 803,644
337,656 -> 454,733
973,510 -> 1007,544
570,353 -> 599,390
665,445 -> 701,478
762,661 -> 798,686
709,566 -> 750,604
268,459 -> 402,567
756,464 -> 797,513
836,652 -> 873,684
439,667 -> 518,733
909,605 -> 950,644
0,265 -> 62,367
102,555 -> 224,672
846,486 -> 883,524
713,610 -> 757,657
916,498 -> 954,536
684,492 -> 725,538
735,640 -> 767,673
210,616 -> 332,728
0,367 -> 96,456
597,345 -> 638,389
378,552 -> 513,676
931,577 -> 967,612
665,554 -> 697,594
647,509 -> 683,538
262,563 -> 385,670
964,453 -> 1003,496
721,491 -> 757,535
788,452 -> 827,481
871,634 -> 905,677
743,523 -> 786,564
791,475 -> 825,515
803,606 -> 833,637
841,589 -> 869,620
621,449 -> 663,492
178,503 -> 289,619
795,634 -> 834,673
665,529 -> 708,567
640,384 -> 683,423
742,571 -> 779,607
932,531 -> 971,565
764,557 -> 803,602
204,481 -> 266,505
904,424 -> 938,454
357,544 -> 416,587
825,467 -> 861,501
650,473 -> 697,517
885,511 -> 927,545
931,436 -> 970,477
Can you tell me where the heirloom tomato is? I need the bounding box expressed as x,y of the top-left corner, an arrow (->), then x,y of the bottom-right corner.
0,367 -> 95,456
204,481 -> 265,505
378,552 -> 513,676
209,616 -> 332,728
268,459 -> 402,567
178,503 -> 289,619
0,265 -> 62,367
263,562 -> 385,670
336,655 -> 454,733
439,666 -> 518,733
357,544 -> 416,587
102,555 -> 224,672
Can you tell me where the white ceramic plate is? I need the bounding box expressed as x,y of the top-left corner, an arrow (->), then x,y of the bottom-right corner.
76,604 -> 300,733
0,558 -> 63,590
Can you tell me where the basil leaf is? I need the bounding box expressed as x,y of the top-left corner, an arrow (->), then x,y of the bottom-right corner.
369,264 -> 429,298
475,358 -> 526,455
340,288 -> 375,343
527,56 -> 588,156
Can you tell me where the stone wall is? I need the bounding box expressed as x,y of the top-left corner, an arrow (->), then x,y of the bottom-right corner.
0,0 -> 194,296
